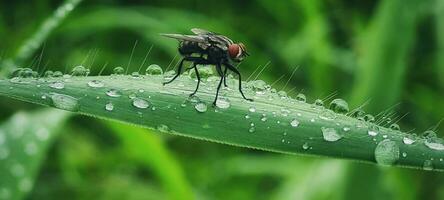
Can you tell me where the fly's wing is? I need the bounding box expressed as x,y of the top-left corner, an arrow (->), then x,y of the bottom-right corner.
191,28 -> 234,50
160,33 -> 207,43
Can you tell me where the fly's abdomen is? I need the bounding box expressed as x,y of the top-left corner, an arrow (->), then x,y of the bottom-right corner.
179,41 -> 206,56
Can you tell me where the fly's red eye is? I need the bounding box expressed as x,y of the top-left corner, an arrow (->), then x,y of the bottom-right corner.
228,44 -> 240,58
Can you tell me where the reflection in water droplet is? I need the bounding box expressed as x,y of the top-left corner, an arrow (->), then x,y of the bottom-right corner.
51,93 -> 79,111
87,80 -> 104,88
106,89 -> 122,97
368,125 -> 379,136
290,119 -> 300,127
321,127 -> 342,142
195,102 -> 207,113
105,102 -> 114,111
374,139 -> 399,166
132,98 -> 150,109
48,81 -> 65,89
402,136 -> 415,145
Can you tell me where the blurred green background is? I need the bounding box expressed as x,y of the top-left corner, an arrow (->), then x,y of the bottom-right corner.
1,0 -> 444,199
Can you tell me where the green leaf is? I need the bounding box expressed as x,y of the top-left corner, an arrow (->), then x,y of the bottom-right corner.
0,109 -> 70,200
0,74 -> 443,171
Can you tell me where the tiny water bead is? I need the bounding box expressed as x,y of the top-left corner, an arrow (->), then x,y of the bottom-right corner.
314,99 -> 324,107
321,127 -> 342,142
277,91 -> 287,98
131,72 -> 141,78
295,93 -> 306,102
319,109 -> 337,121
329,98 -> 349,114
249,106 -> 256,113
195,102 -> 208,113
402,135 -> 415,145
351,109 -> 366,118
260,114 -> 267,122
44,70 -> 54,77
71,65 -> 89,76
87,80 -> 104,88
249,80 -> 268,95
145,64 -> 163,75
156,124 -> 170,133
51,93 -> 79,111
402,152 -> 407,157
132,98 -> 150,109
302,143 -> 310,150
113,66 -> 125,75
374,139 -> 400,166
364,114 -> 375,123
106,89 -> 122,97
105,102 -> 114,111
290,119 -> 300,127
48,81 -> 65,89
53,71 -> 63,77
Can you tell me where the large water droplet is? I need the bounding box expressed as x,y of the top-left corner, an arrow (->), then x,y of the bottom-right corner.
374,139 -> 399,166
216,98 -> 231,109
71,65 -> 89,76
424,138 -> 444,151
321,127 -> 342,142
132,98 -> 150,109
53,71 -> 63,77
402,135 -> 415,145
145,64 -> 163,75
87,80 -> 104,88
51,93 -> 79,111
113,66 -> 125,75
250,80 -> 268,95
105,89 -> 122,97
329,99 -> 349,114
44,70 -> 54,77
48,81 -> 65,89
105,102 -> 114,111
290,119 -> 300,127
195,102 -> 207,113
295,93 -> 306,102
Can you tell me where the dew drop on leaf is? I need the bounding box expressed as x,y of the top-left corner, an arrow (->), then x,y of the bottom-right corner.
249,106 -> 256,113
71,65 -> 89,76
105,102 -> 114,111
145,64 -> 163,75
132,98 -> 150,109
87,80 -> 104,88
368,125 -> 379,136
216,97 -> 231,109
113,66 -> 125,75
106,89 -> 122,97
389,123 -> 400,131
321,127 -> 342,142
194,102 -> 207,113
290,119 -> 300,127
402,135 -> 415,145
374,139 -> 399,166
51,93 -> 79,111
424,138 -> 444,151
48,81 -> 65,89
329,98 -> 349,114
302,143 -> 309,150
295,93 -> 306,102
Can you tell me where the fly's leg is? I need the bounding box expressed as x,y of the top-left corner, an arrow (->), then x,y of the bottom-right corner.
163,57 -> 186,85
223,66 -> 228,87
189,63 -> 200,96
224,62 -> 253,102
213,63 -> 224,106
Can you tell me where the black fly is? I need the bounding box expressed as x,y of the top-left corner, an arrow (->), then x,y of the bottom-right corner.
161,28 -> 253,106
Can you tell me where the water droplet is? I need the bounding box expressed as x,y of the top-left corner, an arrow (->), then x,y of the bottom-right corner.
245,114 -> 250,119
402,135 -> 415,145
343,127 -> 351,132
48,81 -> 65,89
277,91 -> 287,98
156,124 -> 170,133
105,89 -> 122,97
145,64 -> 163,75
249,106 -> 256,112
281,108 -> 290,116
53,71 -> 63,77
71,65 -> 89,76
87,80 -> 104,88
131,72 -> 141,78
250,80 -> 268,95
44,70 -> 54,77
290,119 -> 300,127
113,66 -> 125,75
314,99 -> 324,107
248,126 -> 256,133
389,123 -> 400,131
24,142 -> 38,155
321,127 -> 342,142
374,139 -> 399,166
319,109 -> 337,121
189,67 -> 214,79
295,93 -> 306,102
260,114 -> 267,122
364,114 -> 375,123
132,98 -> 150,109
105,102 -> 114,111
216,97 -> 231,109
424,138 -> 444,151
302,143 -> 309,150
423,160 -> 433,171
422,130 -> 437,139
368,125 -> 379,136
402,152 -> 407,157
51,93 -> 79,111
329,98 -> 349,114
195,102 -> 207,113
